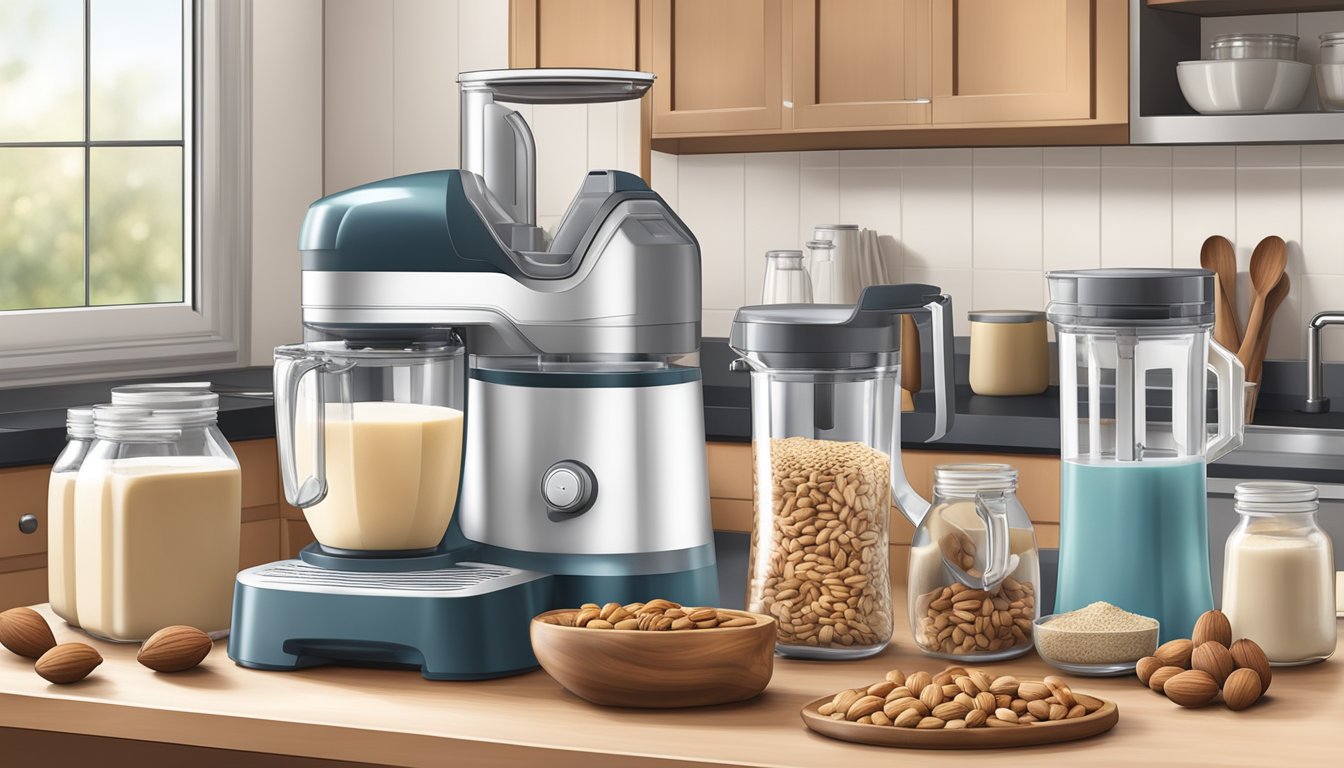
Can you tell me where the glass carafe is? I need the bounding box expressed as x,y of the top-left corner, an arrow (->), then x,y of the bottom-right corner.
1048,269 -> 1244,642
909,464 -> 1040,661
730,284 -> 955,658
274,340 -> 466,554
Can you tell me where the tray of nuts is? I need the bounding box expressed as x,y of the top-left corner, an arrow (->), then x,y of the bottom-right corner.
800,667 -> 1118,749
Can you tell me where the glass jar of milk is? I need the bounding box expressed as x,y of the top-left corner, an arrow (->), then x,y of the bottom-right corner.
75,395 -> 241,642
47,407 -> 96,628
1224,482 -> 1336,665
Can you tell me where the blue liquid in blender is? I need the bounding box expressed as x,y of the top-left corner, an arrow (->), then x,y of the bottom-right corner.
1055,459 -> 1213,643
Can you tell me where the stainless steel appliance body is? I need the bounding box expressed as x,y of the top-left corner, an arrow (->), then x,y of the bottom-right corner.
230,69 -> 718,681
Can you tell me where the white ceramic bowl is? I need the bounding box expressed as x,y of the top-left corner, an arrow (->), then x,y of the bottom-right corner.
1177,59 -> 1312,114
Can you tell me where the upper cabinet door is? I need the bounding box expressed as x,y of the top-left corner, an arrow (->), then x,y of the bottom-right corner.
791,0 -> 931,129
645,0 -> 784,135
510,0 -> 640,69
931,0 -> 1095,124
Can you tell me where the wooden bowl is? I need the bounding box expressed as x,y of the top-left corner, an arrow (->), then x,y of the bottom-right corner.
529,608 -> 776,708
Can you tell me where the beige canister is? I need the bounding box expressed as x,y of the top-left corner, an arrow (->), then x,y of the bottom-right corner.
969,310 -> 1049,396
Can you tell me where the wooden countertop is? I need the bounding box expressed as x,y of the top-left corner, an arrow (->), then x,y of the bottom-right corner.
1,602 -> 1341,767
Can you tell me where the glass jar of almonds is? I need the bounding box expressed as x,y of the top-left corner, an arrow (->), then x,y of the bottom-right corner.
908,464 -> 1040,661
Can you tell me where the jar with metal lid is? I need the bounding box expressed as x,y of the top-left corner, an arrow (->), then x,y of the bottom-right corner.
730,284 -> 956,658
1209,33 -> 1299,61
47,407 -> 96,627
908,464 -> 1040,661
1318,33 -> 1344,110
75,396 -> 241,642
1223,481 -> 1335,665
968,310 -> 1049,396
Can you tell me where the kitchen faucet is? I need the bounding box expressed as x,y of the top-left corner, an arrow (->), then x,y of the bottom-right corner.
1304,311 -> 1344,413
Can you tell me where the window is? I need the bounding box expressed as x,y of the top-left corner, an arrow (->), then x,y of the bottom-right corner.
0,0 -> 247,385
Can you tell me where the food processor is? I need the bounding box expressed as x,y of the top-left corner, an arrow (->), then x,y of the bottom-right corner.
228,69 -> 718,680
1047,268 -> 1245,642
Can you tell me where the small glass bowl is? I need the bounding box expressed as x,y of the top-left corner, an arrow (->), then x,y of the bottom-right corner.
1033,614 -> 1159,677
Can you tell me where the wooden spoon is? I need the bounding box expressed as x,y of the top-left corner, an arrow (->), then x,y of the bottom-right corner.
1200,235 -> 1241,352
1245,274 -> 1290,423
1238,235 -> 1288,371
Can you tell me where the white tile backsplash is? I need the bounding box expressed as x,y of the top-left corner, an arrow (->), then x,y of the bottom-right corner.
678,154 -> 746,313
667,143 -> 1344,361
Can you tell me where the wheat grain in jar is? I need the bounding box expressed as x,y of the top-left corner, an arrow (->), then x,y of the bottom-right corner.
728,284 -> 959,659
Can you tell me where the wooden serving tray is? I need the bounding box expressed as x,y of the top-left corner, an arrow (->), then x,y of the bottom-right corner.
800,695 -> 1119,749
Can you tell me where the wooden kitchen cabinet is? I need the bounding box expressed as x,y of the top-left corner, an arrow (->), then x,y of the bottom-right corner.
513,0 -> 1127,152
509,0 -> 639,69
641,0 -> 784,134
790,0 -> 930,129
931,0 -> 1118,125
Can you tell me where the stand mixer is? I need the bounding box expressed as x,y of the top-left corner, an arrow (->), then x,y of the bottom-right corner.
228,69 -> 718,680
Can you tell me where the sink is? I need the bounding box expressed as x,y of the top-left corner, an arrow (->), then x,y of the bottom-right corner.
1215,424 -> 1344,475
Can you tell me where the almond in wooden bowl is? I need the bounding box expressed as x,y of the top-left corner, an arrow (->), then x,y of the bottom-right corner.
530,607 -> 775,708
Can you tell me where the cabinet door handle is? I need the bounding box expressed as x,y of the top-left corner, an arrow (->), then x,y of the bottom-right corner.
18,514 -> 38,534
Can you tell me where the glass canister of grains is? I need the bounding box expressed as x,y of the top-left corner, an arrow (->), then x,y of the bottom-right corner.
1223,481 -> 1336,665
908,464 -> 1040,661
730,284 -> 958,659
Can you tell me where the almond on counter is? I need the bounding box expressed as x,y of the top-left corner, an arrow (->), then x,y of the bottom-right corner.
0,607 -> 57,659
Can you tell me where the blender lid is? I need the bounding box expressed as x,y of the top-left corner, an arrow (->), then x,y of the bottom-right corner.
1046,268 -> 1214,327
729,283 -> 944,369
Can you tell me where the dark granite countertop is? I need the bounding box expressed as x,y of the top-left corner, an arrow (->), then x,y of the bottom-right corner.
3,340 -> 1344,484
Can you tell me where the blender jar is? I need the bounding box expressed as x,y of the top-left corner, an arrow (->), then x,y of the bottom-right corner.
1048,268 -> 1244,642
274,340 -> 466,554
75,399 -> 242,642
909,464 -> 1040,661
730,284 -> 955,658
47,407 -> 95,628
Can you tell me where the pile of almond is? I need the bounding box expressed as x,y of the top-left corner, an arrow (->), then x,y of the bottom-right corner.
1135,609 -> 1270,711
0,606 -> 212,684
538,599 -> 758,631
817,666 -> 1104,729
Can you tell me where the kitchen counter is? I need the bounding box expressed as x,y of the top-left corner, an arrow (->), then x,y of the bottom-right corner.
2,602 -> 1339,766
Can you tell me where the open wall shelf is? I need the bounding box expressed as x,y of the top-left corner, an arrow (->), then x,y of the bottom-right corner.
1132,0 -> 1344,144
1148,1 -> 1344,17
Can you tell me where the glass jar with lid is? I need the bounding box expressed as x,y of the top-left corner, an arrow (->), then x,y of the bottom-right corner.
761,250 -> 813,305
47,407 -> 95,627
1223,481 -> 1336,665
75,395 -> 241,642
1208,33 -> 1299,61
908,464 -> 1040,661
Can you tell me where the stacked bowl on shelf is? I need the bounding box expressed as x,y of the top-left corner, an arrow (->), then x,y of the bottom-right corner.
1177,33 -> 1311,115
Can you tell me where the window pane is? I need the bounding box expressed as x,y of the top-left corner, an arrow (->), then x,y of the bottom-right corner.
89,147 -> 184,306
0,1 -> 84,141
90,0 -> 183,140
0,149 -> 85,310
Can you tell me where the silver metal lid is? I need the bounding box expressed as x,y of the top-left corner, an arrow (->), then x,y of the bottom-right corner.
66,407 -> 95,440
814,224 -> 859,230
1323,32 -> 1344,45
1046,268 -> 1214,328
969,310 -> 1046,324
111,382 -> 219,411
456,68 -> 653,104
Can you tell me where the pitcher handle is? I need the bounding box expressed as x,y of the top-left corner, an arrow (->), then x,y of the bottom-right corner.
275,352 -> 329,508
1206,338 -> 1245,463
921,293 -> 955,443
975,492 -> 1014,589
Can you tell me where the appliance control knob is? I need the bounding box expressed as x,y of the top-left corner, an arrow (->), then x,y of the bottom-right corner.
542,460 -> 597,519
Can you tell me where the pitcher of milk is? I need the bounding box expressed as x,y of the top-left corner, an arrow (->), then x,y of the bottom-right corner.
1047,269 -> 1245,642
274,340 -> 466,554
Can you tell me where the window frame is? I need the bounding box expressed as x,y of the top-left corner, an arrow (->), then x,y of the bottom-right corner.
0,0 -> 250,386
